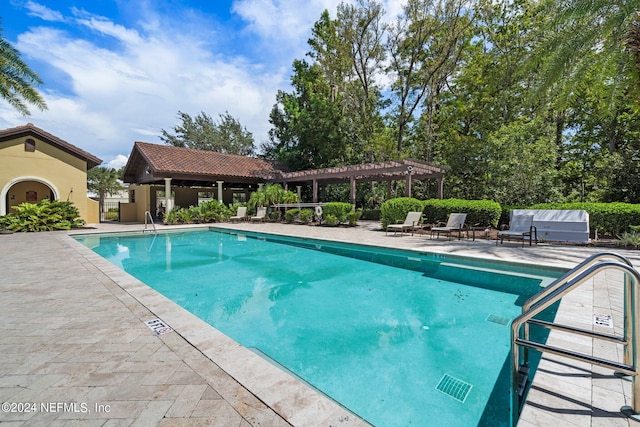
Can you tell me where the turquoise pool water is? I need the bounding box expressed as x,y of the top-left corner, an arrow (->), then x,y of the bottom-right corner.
75,229 -> 562,426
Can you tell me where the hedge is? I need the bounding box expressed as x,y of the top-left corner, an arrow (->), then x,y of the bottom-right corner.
380,197 -> 424,229
530,202 -> 640,237
423,198 -> 501,228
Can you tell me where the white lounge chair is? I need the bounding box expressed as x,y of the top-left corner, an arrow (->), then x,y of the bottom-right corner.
497,214 -> 537,246
386,211 -> 423,236
430,213 -> 467,240
229,206 -> 247,222
250,206 -> 267,222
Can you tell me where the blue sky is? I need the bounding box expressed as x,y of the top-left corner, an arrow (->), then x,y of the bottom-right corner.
2,0 -> 404,168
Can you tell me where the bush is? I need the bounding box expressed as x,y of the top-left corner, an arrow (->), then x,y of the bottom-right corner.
285,208 -> 300,223
529,202 -> 640,237
0,199 -> 84,232
299,209 -> 314,224
423,198 -> 501,228
347,209 -> 362,226
380,197 -> 424,229
322,202 -> 354,224
325,214 -> 340,226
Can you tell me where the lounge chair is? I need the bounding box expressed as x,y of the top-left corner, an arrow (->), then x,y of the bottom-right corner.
430,213 -> 467,240
497,214 -> 537,246
386,211 -> 423,236
229,206 -> 247,222
250,206 -> 267,222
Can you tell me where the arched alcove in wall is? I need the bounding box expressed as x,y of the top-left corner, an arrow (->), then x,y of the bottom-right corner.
0,177 -> 59,215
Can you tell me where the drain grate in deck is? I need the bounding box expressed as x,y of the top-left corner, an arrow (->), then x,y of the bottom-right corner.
486,314 -> 511,326
436,374 -> 472,403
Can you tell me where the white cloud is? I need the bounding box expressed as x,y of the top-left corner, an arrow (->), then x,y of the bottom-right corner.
24,1 -> 65,22
2,6 -> 289,165
2,0 -> 408,166
106,154 -> 128,169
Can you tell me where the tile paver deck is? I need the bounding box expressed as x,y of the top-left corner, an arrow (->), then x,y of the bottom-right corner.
1,220 -> 640,426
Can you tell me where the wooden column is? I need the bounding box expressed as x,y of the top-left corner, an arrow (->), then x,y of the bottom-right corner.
350,176 -> 356,206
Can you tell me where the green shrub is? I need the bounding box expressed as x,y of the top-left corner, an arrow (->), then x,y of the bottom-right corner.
325,214 -> 340,226
380,197 -> 424,229
423,198 -> 501,228
617,231 -> 640,249
529,202 -> 640,237
299,209 -> 314,224
1,199 -> 84,232
192,200 -> 232,223
322,202 -> 354,224
285,208 -> 300,223
347,209 -> 362,226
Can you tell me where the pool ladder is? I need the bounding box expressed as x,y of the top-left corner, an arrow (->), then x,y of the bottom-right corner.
510,252 -> 640,425
143,211 -> 157,234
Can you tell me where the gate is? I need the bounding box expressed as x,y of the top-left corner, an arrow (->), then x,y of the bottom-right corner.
100,201 -> 120,222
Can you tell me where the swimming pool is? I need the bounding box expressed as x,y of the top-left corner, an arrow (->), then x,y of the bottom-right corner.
75,228 -> 563,426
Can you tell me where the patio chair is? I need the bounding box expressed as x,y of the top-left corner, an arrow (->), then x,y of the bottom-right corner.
430,213 -> 467,240
497,214 -> 537,247
229,206 -> 248,222
386,211 -> 424,236
250,206 -> 267,222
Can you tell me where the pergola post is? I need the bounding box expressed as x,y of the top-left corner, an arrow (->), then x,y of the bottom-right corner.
438,177 -> 444,199
350,176 -> 356,206
405,171 -> 412,197
313,179 -> 318,203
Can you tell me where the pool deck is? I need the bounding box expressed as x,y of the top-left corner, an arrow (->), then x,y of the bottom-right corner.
1,220 -> 639,426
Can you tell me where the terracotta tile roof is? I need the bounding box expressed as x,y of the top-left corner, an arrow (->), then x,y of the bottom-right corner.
0,123 -> 102,168
134,141 -> 283,179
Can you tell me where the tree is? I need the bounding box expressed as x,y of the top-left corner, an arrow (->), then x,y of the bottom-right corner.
264,59 -> 348,170
87,167 -> 124,216
0,22 -> 47,115
385,0 -> 473,154
160,111 -> 255,156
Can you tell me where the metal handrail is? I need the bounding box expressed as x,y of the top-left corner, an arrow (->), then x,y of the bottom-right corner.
144,211 -> 157,234
522,252 -> 633,365
511,257 -> 640,425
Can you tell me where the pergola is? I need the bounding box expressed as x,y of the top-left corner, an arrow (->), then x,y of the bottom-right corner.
278,159 -> 446,205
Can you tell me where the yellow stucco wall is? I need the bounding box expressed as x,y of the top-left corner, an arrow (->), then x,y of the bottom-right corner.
86,198 -> 99,224
0,135 -> 93,221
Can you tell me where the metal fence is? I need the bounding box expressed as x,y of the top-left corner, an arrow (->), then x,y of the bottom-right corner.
100,201 -> 120,223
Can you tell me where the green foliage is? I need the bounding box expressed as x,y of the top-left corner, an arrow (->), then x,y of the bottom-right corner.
164,200 -> 233,225
322,202 -> 354,225
423,198 -> 501,228
299,209 -> 314,224
530,202 -> 640,237
248,184 -> 298,212
161,110 -> 255,156
617,231 -> 640,249
191,200 -> 232,223
87,166 -> 124,212
324,214 -> 340,226
380,197 -> 424,229
0,22 -> 47,115
0,199 -> 84,232
284,208 -> 300,223
346,209 -> 362,226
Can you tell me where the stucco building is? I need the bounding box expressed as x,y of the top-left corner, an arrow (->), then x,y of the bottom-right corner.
0,124 -> 102,223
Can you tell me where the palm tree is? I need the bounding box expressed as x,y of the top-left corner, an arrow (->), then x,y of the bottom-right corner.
533,1 -> 640,93
0,22 -> 47,115
87,167 -> 124,217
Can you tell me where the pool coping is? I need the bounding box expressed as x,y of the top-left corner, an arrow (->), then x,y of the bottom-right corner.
18,220 -> 640,426
70,228 -> 365,426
